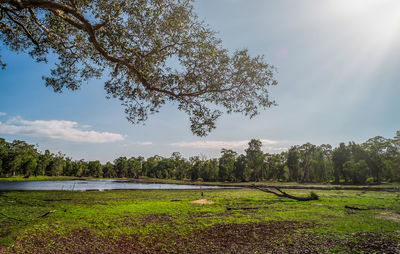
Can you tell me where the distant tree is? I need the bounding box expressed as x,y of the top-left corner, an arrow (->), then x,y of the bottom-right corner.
287,147 -> 300,182
102,162 -> 115,178
127,157 -> 142,178
218,149 -> 236,181
208,158 -> 219,182
298,143 -> 317,183
363,136 -> 390,183
311,149 -> 327,183
386,131 -> 400,181
199,160 -> 211,182
37,150 -> 52,176
0,138 -> 7,176
47,152 -> 65,176
114,157 -> 128,178
170,152 -> 188,180
388,132 -> 400,181
332,143 -> 351,183
266,153 -> 285,181
320,144 -> 333,179
3,140 -> 27,176
88,160 -> 102,177
72,160 -> 87,177
245,139 -> 264,181
343,160 -> 369,184
1,132 -> 399,183
63,157 -> 74,176
189,156 -> 201,181
22,157 -> 37,177
11,140 -> 39,177
0,0 -> 277,136
156,157 -> 174,178
143,155 -> 161,178
234,154 -> 248,182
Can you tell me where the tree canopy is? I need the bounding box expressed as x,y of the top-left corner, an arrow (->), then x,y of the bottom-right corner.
0,132 -> 400,184
0,0 -> 277,136
2,131 -> 399,183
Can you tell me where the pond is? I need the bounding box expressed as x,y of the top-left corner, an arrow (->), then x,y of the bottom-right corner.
0,179 -> 236,191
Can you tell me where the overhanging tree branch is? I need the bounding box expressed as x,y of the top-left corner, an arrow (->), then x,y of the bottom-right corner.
0,0 -> 278,136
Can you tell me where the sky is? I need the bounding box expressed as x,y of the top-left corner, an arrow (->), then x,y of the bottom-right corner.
1,0 -> 400,162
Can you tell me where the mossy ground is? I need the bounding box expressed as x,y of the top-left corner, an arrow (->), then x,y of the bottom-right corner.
0,189 -> 399,253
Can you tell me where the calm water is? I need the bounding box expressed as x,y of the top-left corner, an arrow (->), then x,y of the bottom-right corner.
0,179 -> 235,191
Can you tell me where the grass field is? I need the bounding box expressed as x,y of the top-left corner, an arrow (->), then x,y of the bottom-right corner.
0,188 -> 399,253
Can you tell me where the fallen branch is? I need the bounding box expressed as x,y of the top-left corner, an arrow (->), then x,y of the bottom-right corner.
0,210 -> 56,221
252,185 -> 319,201
36,210 -> 57,218
0,211 -> 24,221
345,205 -> 368,211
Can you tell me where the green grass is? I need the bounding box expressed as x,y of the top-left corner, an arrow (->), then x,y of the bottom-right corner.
0,189 -> 399,252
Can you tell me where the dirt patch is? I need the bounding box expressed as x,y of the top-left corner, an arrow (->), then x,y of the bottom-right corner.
6,221 -> 314,253
377,212 -> 400,223
8,228 -> 110,254
272,232 -> 400,254
191,199 -> 214,205
0,230 -> 10,239
344,232 -> 400,253
0,246 -> 7,254
5,222 -> 400,253
182,221 -> 316,253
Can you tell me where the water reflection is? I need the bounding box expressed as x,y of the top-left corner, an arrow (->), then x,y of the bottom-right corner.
0,179 -> 235,191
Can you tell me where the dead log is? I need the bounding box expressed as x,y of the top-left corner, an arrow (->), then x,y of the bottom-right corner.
253,186 -> 319,201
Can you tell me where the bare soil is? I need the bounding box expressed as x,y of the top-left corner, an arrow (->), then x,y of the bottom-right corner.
191,199 -> 214,205
5,220 -> 399,253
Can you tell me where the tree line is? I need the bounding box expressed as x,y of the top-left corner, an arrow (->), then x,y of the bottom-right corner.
0,131 -> 399,184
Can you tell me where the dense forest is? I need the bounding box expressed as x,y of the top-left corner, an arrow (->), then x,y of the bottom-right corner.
1,132 -> 399,184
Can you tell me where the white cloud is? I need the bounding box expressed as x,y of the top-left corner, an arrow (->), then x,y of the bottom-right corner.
170,139 -> 281,150
0,116 -> 124,143
139,141 -> 153,145
134,141 -> 153,145
0,112 -> 6,116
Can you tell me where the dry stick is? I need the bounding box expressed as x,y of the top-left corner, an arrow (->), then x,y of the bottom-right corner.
0,211 -> 24,221
252,185 -> 319,201
0,210 -> 56,221
36,210 -> 57,218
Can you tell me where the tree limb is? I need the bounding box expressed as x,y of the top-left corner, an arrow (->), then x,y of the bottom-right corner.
0,0 -> 278,136
0,4 -> 41,50
252,185 -> 319,201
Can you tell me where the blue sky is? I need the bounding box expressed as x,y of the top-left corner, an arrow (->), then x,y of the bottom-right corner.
1,0 -> 400,162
